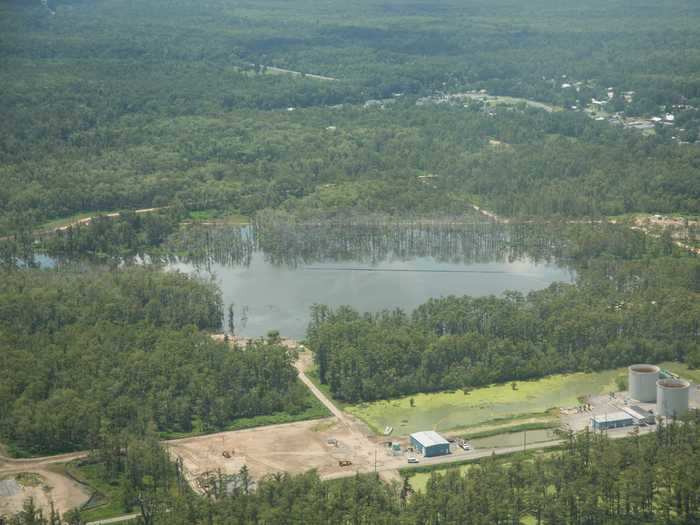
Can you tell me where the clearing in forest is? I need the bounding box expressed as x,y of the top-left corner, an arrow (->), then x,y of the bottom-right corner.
347,369 -> 625,436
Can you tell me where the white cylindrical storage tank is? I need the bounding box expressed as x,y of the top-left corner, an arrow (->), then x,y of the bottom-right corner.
628,364 -> 660,402
656,379 -> 690,418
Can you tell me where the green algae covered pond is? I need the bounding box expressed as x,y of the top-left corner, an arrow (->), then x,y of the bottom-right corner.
347,369 -> 625,436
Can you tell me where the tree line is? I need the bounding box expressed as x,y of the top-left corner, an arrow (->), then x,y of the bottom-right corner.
0,267 -> 314,455
3,100 -> 699,240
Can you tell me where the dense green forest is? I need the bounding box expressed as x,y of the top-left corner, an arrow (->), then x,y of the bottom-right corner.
2,0 -> 700,237
0,268 -> 319,455
2,0 -> 700,522
308,225 -> 700,402
2,102 -> 699,239
12,418 -> 700,524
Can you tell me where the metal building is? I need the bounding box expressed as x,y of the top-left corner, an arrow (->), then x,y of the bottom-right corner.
628,364 -> 660,402
591,411 -> 636,431
657,379 -> 690,418
410,431 -> 450,457
622,405 -> 655,425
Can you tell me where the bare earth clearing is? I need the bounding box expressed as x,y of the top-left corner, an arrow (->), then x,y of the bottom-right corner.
0,465 -> 90,517
167,351 -> 406,490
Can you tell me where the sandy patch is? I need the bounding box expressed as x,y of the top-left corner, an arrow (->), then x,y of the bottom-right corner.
0,470 -> 89,518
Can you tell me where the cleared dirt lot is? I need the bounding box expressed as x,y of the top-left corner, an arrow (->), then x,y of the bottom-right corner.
0,469 -> 90,518
0,450 -> 91,517
167,417 -> 406,490
166,349 -> 410,490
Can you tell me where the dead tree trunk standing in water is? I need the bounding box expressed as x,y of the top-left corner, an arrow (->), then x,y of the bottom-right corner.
228,303 -> 235,335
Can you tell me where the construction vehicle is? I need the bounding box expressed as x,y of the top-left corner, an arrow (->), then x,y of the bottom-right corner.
338,460 -> 352,467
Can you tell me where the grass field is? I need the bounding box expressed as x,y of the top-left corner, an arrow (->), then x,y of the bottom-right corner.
347,369 -> 625,436
659,362 -> 700,384
404,449 -> 556,493
460,421 -> 560,441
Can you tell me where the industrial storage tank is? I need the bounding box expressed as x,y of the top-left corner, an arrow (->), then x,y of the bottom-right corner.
628,364 -> 660,402
656,379 -> 690,418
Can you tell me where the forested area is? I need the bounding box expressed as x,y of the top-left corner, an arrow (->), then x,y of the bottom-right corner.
308,225 -> 700,402
2,0 -> 700,237
13,418 -> 700,524
2,101 -> 699,240
2,0 -> 700,521
39,209 -> 184,260
0,268 -> 317,455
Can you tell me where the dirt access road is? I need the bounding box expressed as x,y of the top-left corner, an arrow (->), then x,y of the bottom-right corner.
2,346 -> 648,518
0,207 -> 169,242
0,348 -> 382,518
166,350 -> 398,492
38,207 -> 168,236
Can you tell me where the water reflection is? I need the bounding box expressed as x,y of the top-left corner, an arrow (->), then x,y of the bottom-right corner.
164,220 -> 574,338
165,220 -> 568,270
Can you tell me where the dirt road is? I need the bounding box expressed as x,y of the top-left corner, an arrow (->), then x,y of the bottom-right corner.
86,513 -> 140,525
167,350 -> 387,490
0,207 -> 170,243
294,351 -> 346,422
0,347 -> 653,520
242,62 -> 337,81
0,451 -> 88,470
40,207 -> 168,235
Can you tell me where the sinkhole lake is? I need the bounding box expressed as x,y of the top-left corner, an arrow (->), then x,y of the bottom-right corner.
166,222 -> 574,339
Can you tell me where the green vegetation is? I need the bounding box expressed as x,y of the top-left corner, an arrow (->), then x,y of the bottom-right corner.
2,0 -> 700,523
469,428 -> 559,450
408,465 -> 472,495
16,419 -> 700,524
659,361 -> 700,384
459,422 -> 561,441
54,462 -> 128,523
38,208 -> 184,261
304,367 -> 352,411
0,268 -> 319,455
37,211 -> 111,232
308,226 -> 700,403
12,473 -> 44,489
403,451 -> 554,494
2,0 -> 700,241
347,369 -> 621,435
187,211 -> 249,224
159,400 -> 329,440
